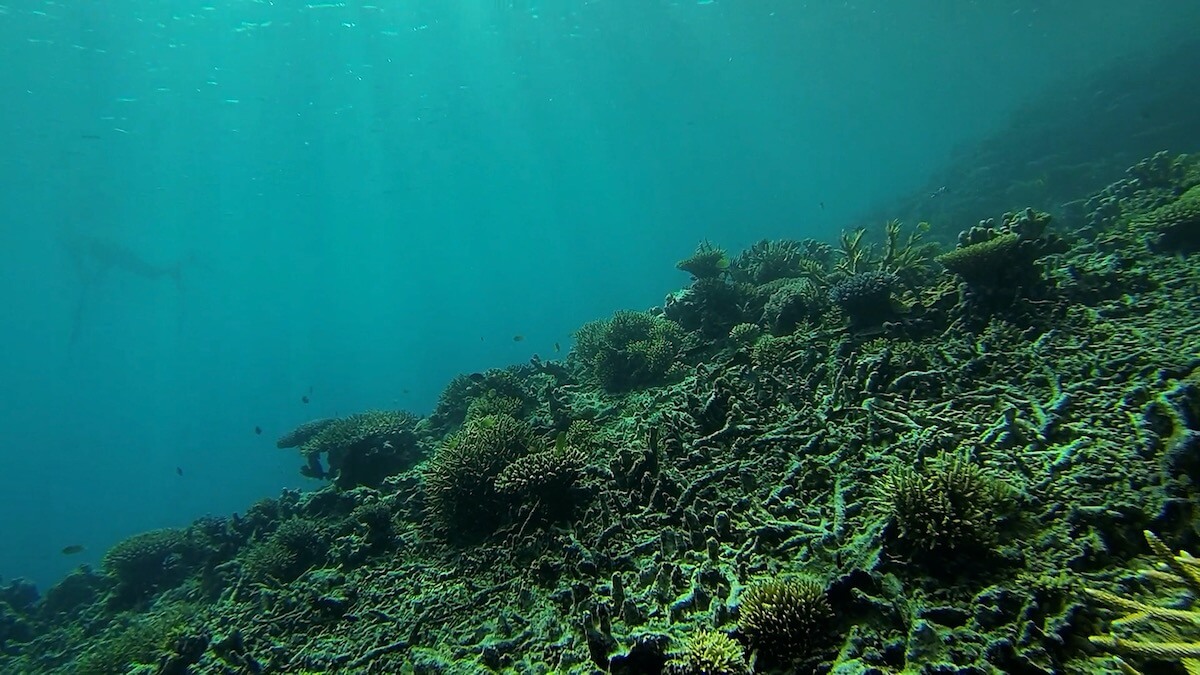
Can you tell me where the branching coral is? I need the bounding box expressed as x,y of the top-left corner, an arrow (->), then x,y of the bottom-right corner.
1138,184 -> 1200,252
102,528 -> 192,602
275,418 -> 337,449
1087,530 -> 1200,674
573,311 -> 686,392
422,414 -> 539,535
763,278 -> 825,335
869,452 -> 1014,560
297,410 -> 421,488
828,270 -> 899,330
731,238 -> 830,285
494,445 -> 589,502
738,577 -> 833,665
666,629 -> 749,675
677,241 -> 731,279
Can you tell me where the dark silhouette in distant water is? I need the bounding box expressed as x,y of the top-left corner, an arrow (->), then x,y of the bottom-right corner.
60,545 -> 84,556
59,230 -> 195,344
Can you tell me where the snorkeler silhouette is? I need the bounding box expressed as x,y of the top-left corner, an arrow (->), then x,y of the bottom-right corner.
60,230 -> 195,344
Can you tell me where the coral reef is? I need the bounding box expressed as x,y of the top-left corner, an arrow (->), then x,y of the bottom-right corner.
676,241 -> 731,280
573,310 -> 687,392
295,409 -> 423,488
737,577 -> 834,667
665,629 -> 748,675
5,151 -> 1200,674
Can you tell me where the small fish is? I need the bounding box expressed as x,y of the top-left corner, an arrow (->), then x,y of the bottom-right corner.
554,342 -> 561,352
176,467 -> 184,476
930,186 -> 948,199
820,201 -> 825,210
468,372 -> 485,382
254,425 -> 262,435
61,545 -> 85,555
302,395 -> 310,404
513,335 -> 524,342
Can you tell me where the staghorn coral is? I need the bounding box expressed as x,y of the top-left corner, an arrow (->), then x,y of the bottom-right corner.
465,390 -> 523,421
869,452 -> 1014,560
573,311 -> 686,392
737,577 -> 834,665
1086,530 -> 1200,674
935,232 -> 1021,281
728,322 -> 762,345
763,278 -> 825,335
663,277 -> 749,339
241,517 -> 327,582
938,207 -> 1065,326
666,629 -> 749,675
676,241 -> 730,280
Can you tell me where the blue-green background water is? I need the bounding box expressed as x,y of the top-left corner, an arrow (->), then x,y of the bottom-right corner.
0,0 -> 1195,589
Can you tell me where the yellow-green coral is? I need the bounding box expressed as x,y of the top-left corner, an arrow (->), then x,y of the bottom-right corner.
1138,184 -> 1200,251
936,233 -> 1020,278
666,629 -> 749,675
869,452 -> 1014,558
494,446 -> 589,499
1087,530 -> 1200,674
677,240 -> 730,279
738,576 -> 833,662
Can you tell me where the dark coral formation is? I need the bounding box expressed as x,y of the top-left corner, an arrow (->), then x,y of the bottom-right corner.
1140,183 -> 1200,252
294,409 -> 423,488
5,151 -> 1200,674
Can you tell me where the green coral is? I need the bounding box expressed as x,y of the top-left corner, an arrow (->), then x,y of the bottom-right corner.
731,239 -> 830,285
762,278 -> 824,335
936,232 -> 1021,280
676,240 -> 730,279
73,603 -> 201,675
494,445 -> 589,500
1138,184 -> 1200,252
241,518 -> 327,582
728,322 -> 762,345
465,390 -> 523,421
573,311 -> 686,392
666,629 -> 749,675
869,452 -> 1014,559
101,529 -> 191,601
737,577 -> 833,664
423,414 -> 539,535
297,410 -> 420,488
1086,530 -> 1200,673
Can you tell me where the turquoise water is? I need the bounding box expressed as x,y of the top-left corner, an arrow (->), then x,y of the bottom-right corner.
0,0 -> 1194,590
